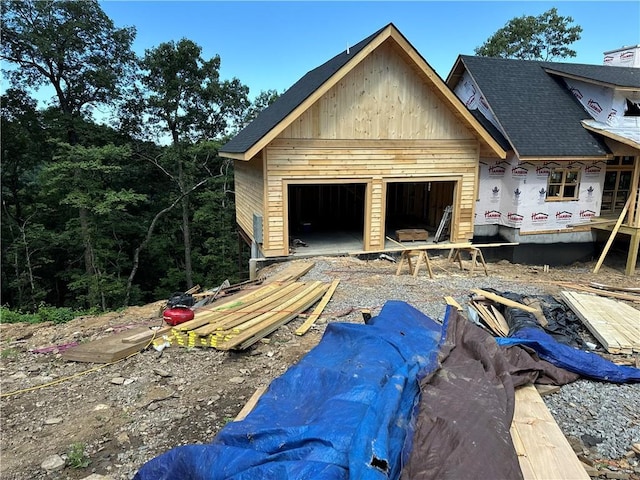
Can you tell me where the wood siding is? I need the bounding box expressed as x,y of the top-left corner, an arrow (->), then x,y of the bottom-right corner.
234,154 -> 264,242
264,139 -> 479,255
280,42 -> 475,141
237,40 -> 486,257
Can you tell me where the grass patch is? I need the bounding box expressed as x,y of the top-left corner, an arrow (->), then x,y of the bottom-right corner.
67,442 -> 91,469
0,304 -> 82,324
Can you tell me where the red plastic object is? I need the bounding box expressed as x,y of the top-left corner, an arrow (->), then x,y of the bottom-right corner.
163,307 -> 195,326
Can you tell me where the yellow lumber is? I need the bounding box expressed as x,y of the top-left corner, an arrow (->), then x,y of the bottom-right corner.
295,279 -> 340,335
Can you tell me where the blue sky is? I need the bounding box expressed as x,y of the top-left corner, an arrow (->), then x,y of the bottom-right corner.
100,1 -> 640,100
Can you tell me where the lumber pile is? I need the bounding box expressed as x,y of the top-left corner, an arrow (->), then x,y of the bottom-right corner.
560,291 -> 640,354
155,280 -> 330,351
63,262 -> 335,362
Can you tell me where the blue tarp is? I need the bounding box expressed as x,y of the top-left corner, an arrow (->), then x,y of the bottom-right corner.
497,327 -> 640,383
134,300 -> 444,480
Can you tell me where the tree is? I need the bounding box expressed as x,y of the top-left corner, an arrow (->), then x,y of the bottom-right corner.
474,8 -> 582,61
1,0 -> 138,308
243,89 -> 280,127
136,39 -> 249,289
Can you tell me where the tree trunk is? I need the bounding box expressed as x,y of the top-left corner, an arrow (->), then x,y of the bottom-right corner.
79,205 -> 99,308
178,156 -> 194,289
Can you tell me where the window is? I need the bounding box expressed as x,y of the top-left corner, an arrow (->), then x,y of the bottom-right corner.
602,156 -> 635,213
546,168 -> 580,201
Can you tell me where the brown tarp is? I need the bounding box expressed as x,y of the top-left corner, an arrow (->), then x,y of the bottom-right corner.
402,309 -> 579,480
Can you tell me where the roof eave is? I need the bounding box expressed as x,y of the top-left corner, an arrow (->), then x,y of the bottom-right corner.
230,24 -> 397,161
581,121 -> 640,150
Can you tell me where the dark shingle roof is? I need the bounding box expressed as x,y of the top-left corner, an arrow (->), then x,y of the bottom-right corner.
543,63 -> 640,88
221,25 -> 388,154
458,55 -> 612,158
469,110 -> 511,151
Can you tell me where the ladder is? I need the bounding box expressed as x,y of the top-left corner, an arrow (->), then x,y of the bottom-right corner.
434,205 -> 452,243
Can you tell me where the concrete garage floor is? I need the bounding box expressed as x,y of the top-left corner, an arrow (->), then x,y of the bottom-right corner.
288,231 -> 436,257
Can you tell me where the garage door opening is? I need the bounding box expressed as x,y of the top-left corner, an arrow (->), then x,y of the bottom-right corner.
287,183 -> 366,255
385,181 -> 455,242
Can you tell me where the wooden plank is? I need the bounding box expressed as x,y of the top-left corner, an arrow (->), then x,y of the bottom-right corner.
215,282 -> 322,337
489,305 -> 510,335
561,291 -> 638,354
62,326 -> 154,363
510,384 -> 589,480
471,302 -> 508,337
594,194 -> 631,273
295,279 -> 340,335
234,386 -> 268,421
176,282 -> 290,331
195,282 -> 306,336
589,282 -> 640,294
122,325 -> 172,344
217,283 -> 330,350
263,261 -> 315,283
471,289 -> 540,314
558,282 -> 640,302
443,296 -> 463,311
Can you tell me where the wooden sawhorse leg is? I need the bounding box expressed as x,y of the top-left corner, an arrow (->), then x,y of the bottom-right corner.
396,250 -> 434,278
413,250 -> 434,279
396,250 -> 415,276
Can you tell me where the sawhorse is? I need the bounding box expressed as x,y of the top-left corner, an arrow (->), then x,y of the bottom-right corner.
395,250 -> 434,279
449,247 -> 488,276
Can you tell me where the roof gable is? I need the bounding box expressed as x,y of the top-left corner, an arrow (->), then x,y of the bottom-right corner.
449,55 -> 611,159
221,24 -> 506,160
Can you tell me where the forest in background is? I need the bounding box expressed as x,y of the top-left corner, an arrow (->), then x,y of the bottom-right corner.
1,0 -> 278,312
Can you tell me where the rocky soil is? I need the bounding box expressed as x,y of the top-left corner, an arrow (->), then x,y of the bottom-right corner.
1,253 -> 639,480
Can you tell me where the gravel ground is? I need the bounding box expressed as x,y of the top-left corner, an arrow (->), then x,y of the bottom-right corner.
1,254 -> 639,479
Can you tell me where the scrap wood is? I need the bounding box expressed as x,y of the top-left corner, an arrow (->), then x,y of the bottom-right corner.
471,288 -> 547,327
557,282 -> 640,302
510,384 -> 589,480
443,296 -> 463,311
470,301 -> 509,337
560,291 -> 640,354
589,282 -> 640,294
295,279 -> 340,335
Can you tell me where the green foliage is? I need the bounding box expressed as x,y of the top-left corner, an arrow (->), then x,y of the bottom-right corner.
67,442 -> 91,469
474,8 -> 582,60
1,348 -> 20,359
0,304 -> 78,324
1,0 -> 137,119
0,1 -> 268,312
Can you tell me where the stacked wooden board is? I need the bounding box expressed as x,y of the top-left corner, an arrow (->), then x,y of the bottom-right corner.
561,291 -> 640,354
152,280 -> 330,351
62,262 -> 331,362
